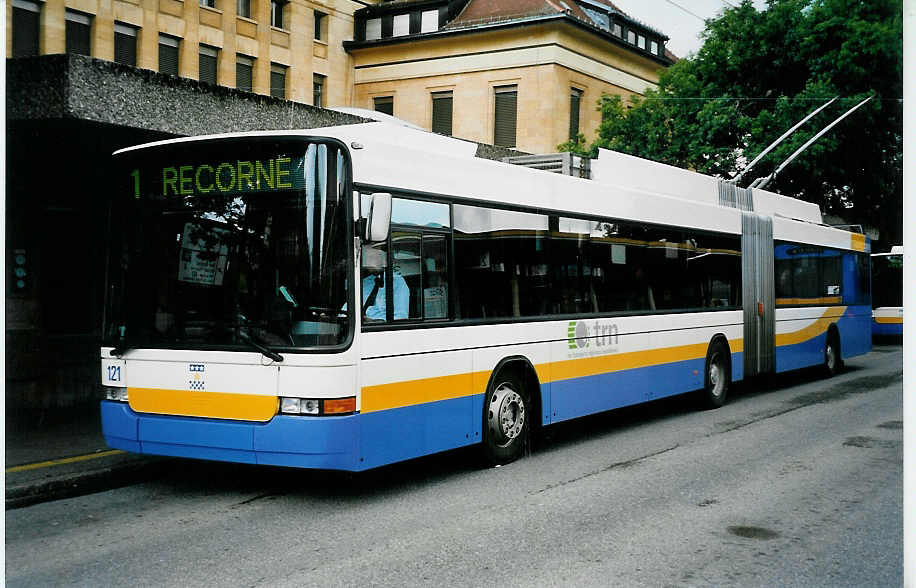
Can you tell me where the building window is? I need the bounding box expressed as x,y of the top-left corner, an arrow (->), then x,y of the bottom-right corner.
431,91 -> 453,136
12,0 -> 41,58
236,54 -> 254,91
420,9 -> 439,33
366,18 -> 382,41
393,13 -> 410,36
569,88 -> 583,141
314,11 -> 327,40
493,85 -> 518,148
612,23 -> 622,37
237,0 -> 251,19
200,0 -> 216,7
650,40 -> 659,55
627,30 -> 636,44
66,10 -> 92,56
199,45 -> 219,85
271,0 -> 287,28
114,23 -> 138,66
313,73 -> 325,107
638,34 -> 646,50
158,34 -> 180,76
270,63 -> 287,99
374,96 -> 394,116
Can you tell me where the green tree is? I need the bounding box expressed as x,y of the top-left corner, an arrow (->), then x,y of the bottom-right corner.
568,0 -> 902,245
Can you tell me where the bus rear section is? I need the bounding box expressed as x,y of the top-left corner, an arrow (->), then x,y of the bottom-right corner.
871,247 -> 903,337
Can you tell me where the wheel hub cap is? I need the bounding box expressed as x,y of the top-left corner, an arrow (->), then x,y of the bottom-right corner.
709,356 -> 724,397
488,384 -> 525,447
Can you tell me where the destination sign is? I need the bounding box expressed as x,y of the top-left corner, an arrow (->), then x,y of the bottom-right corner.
157,156 -> 306,197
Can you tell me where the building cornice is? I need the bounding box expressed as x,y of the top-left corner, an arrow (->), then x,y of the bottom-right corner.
344,12 -> 674,67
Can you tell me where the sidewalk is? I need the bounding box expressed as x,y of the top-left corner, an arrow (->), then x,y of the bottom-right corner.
5,404 -> 164,509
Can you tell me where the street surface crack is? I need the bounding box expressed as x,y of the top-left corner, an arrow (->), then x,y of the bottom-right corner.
530,444 -> 679,495
232,492 -> 284,507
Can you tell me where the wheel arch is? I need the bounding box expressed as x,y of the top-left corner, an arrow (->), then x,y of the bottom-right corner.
708,333 -> 733,378
826,322 -> 842,357
484,355 -> 543,433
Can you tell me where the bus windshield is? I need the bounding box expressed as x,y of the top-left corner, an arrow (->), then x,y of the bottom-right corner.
105,139 -> 352,352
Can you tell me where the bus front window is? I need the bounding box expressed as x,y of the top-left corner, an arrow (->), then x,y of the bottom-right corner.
105,140 -> 353,352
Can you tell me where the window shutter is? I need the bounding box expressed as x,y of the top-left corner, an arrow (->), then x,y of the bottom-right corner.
270,64 -> 286,99
569,88 -> 582,141
65,12 -> 92,56
431,92 -> 453,136
493,86 -> 517,148
12,1 -> 41,58
159,35 -> 180,76
236,59 -> 253,92
199,46 -> 218,85
114,24 -> 137,66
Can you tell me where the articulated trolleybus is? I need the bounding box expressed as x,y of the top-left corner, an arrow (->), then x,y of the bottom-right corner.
871,246 -> 903,337
101,123 -> 871,470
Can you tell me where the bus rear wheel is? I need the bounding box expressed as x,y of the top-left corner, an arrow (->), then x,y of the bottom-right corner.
701,339 -> 730,409
482,371 -> 529,466
824,330 -> 842,377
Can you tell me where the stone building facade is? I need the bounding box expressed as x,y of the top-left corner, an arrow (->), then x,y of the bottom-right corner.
8,0 -> 673,153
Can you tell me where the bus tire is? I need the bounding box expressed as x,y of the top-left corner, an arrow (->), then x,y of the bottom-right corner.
701,339 -> 730,409
482,370 -> 529,466
824,328 -> 842,377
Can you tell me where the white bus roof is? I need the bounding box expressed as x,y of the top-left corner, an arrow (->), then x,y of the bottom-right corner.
872,246 -> 903,256
113,122 -> 865,252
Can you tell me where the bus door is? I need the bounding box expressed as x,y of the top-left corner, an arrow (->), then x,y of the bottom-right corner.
741,212 -> 775,377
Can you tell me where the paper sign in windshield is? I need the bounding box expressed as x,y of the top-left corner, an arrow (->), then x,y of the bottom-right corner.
178,223 -> 229,286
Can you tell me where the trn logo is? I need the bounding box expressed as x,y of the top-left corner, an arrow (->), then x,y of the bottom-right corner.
567,320 -> 620,351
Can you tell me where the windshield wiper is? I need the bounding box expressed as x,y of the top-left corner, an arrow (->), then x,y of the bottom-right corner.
110,343 -> 132,357
239,331 -> 284,363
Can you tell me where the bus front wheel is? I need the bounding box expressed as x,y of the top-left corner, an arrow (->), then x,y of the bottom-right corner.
701,339 -> 730,409
482,371 -> 529,466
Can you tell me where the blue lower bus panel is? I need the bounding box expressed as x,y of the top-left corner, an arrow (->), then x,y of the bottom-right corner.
873,320 -> 903,337
101,401 -> 362,471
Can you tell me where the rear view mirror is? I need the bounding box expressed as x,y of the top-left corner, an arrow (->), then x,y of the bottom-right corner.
365,192 -> 391,242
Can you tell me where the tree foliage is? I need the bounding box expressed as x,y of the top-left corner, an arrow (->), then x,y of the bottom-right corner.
567,0 -> 902,244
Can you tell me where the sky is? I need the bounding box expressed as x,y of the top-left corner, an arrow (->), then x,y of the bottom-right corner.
609,0 -> 769,58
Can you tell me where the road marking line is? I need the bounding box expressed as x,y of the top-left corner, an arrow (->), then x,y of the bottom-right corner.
6,450 -> 126,473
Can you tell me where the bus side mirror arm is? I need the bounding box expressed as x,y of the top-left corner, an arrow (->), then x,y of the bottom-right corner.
363,192 -> 392,243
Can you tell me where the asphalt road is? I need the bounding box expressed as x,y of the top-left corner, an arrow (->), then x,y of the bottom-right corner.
6,345 -> 902,587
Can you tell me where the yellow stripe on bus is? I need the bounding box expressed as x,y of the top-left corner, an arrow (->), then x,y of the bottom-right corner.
851,233 -> 867,252
874,316 -> 903,324
128,388 -> 278,422
544,342 -> 709,383
774,307 -> 846,347
361,371 -> 485,413
776,297 -> 842,306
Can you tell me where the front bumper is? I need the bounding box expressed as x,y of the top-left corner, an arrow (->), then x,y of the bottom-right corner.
101,401 -> 361,471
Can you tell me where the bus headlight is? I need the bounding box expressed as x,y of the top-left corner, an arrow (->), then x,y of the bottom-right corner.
279,397 -> 354,416
280,397 -> 319,415
104,387 -> 129,402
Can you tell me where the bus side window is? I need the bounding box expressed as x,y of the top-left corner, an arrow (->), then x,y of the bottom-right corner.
361,242 -> 390,322
390,232 -> 420,320
423,235 -> 448,319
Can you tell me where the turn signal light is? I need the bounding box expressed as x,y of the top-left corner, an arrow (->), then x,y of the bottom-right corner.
324,397 -> 357,415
